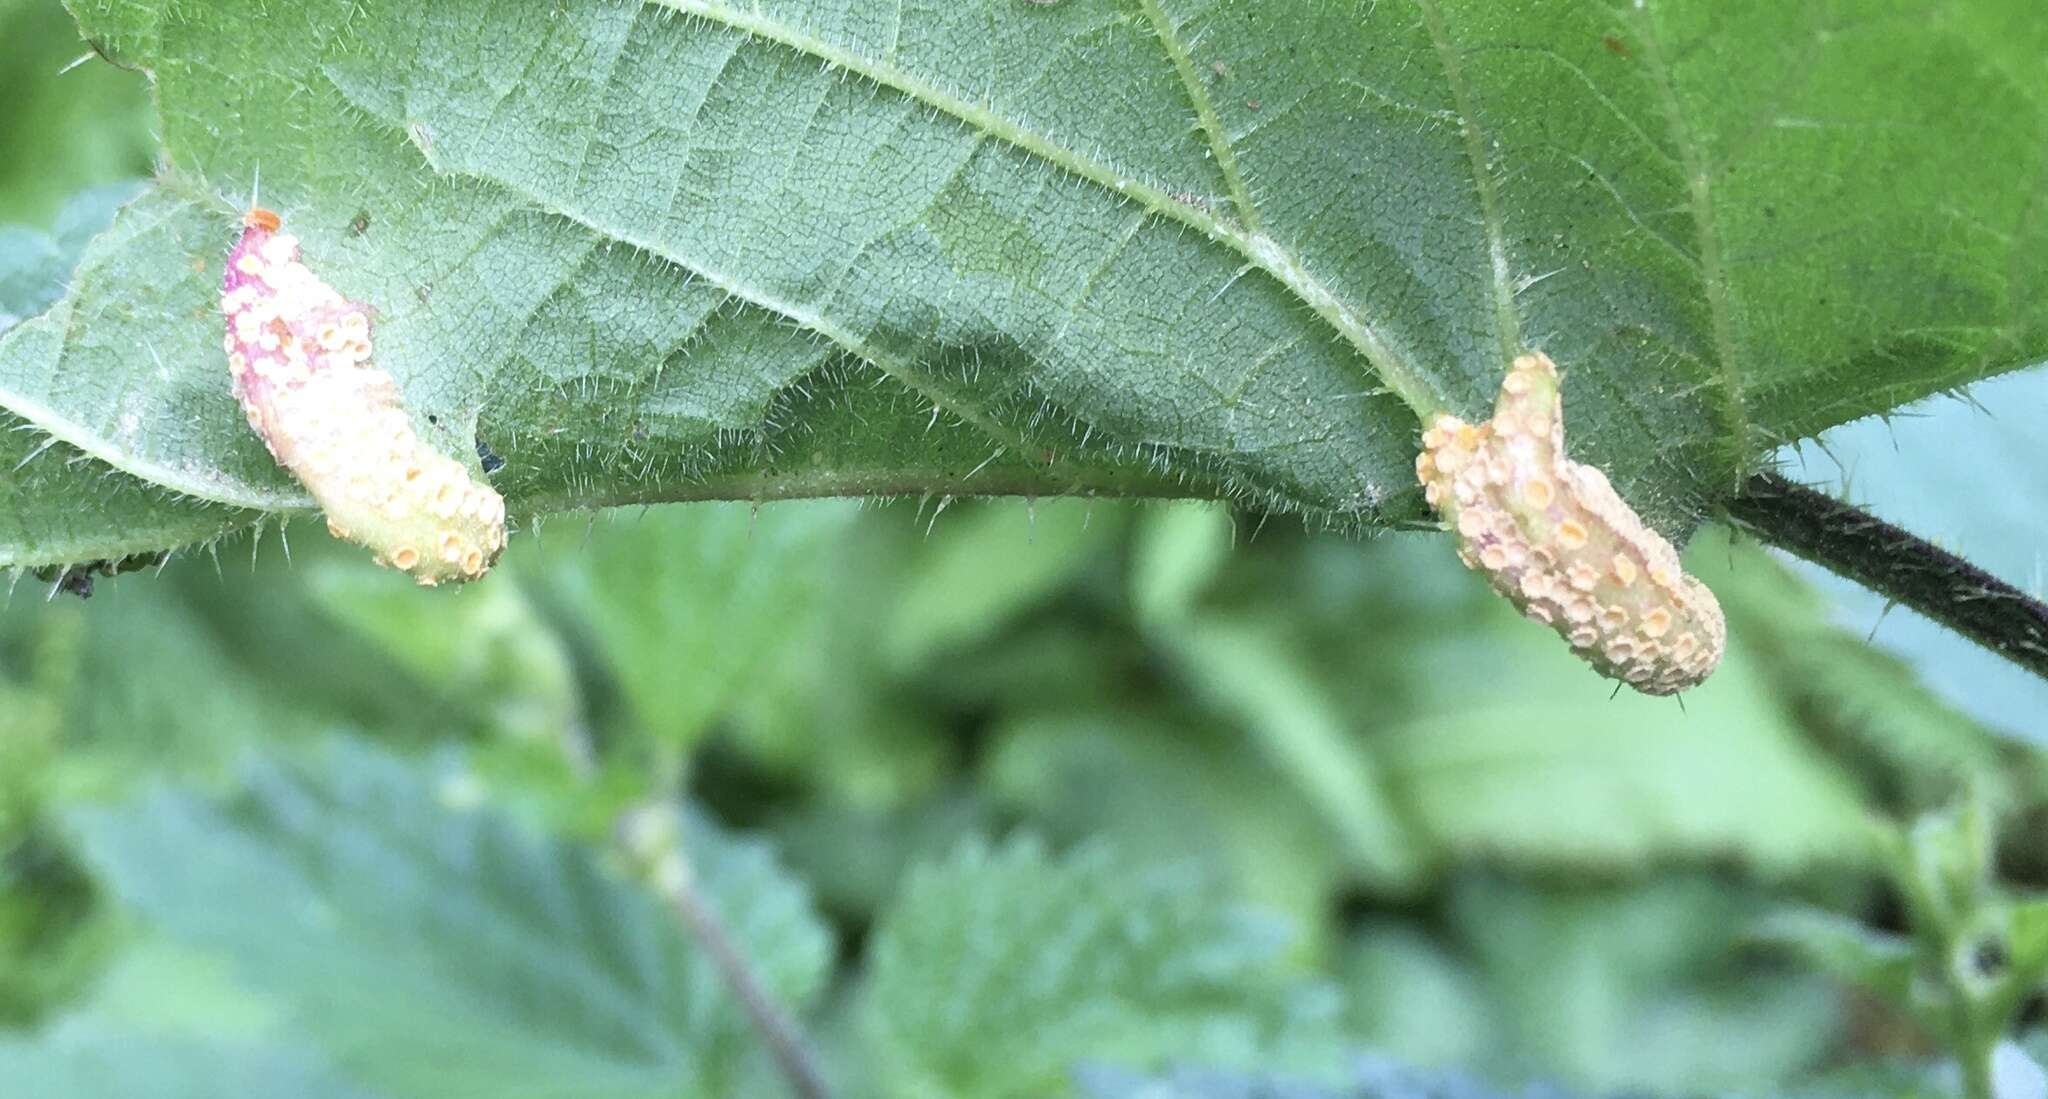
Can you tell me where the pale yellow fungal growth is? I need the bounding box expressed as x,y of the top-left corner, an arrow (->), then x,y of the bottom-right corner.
222,208 -> 505,585
1416,352 -> 1725,695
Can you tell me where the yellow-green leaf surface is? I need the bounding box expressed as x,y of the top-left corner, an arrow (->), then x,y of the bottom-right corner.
4,0 -> 2045,568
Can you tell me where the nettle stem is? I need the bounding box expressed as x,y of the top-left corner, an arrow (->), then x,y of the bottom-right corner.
1727,473 -> 2048,681
617,807 -> 833,1099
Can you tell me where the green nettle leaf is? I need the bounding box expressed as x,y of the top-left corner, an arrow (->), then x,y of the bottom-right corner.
0,184 -> 254,567
1758,908 -> 1918,1011
1154,616 -> 1425,889
52,582 -> 340,785
0,183 -> 144,326
859,836 -> 1347,1099
984,711 -> 1351,947
0,0 -> 2040,568
68,739 -> 834,1099
1128,502 -> 1235,627
302,553 -> 582,746
0,1017 -> 386,1099
882,496 -> 1123,670
1427,877 -> 1841,1092
1375,588 -> 1883,874
1075,1057 -> 1596,1099
542,500 -> 857,744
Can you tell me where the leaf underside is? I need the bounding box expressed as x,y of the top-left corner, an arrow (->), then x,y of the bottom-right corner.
3,0 -> 2044,568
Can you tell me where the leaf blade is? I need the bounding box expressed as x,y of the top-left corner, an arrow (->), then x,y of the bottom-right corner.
5,0 -> 2041,565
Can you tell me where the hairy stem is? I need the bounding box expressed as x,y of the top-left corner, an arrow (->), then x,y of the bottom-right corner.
1727,473 -> 2048,681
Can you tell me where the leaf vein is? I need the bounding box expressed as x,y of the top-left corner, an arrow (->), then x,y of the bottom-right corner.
1414,0 -> 1523,361
646,0 -> 1447,421
1134,0 -> 1262,234
1632,2 -> 1753,474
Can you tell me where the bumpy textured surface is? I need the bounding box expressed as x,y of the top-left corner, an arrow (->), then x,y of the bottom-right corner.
1417,353 -> 1725,695
221,208 -> 504,584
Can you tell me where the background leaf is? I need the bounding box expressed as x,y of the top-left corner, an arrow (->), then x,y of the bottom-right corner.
0,1016 -> 384,1099
0,0 -> 154,226
68,738 -> 834,1099
1072,1057 -> 1589,1099
883,497 -> 1123,672
858,836 -> 1347,1098
541,501 -> 856,747
0,485 -> 2037,1092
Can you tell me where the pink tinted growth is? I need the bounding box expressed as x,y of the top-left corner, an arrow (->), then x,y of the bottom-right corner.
219,206 -> 506,584
219,206 -> 375,461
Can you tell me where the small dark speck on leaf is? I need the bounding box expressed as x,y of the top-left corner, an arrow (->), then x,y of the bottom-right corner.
476,437 -> 506,475
350,211 -> 371,235
33,551 -> 169,600
1603,34 -> 1631,58
1246,98 -> 1261,111
48,570 -> 95,599
426,413 -> 440,426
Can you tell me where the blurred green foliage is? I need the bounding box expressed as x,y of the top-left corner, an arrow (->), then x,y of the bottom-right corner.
0,490 -> 2043,1097
0,0 -> 153,226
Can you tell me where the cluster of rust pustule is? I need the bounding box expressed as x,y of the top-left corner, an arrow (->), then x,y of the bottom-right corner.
1416,352 -> 1725,696
221,207 -> 505,585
